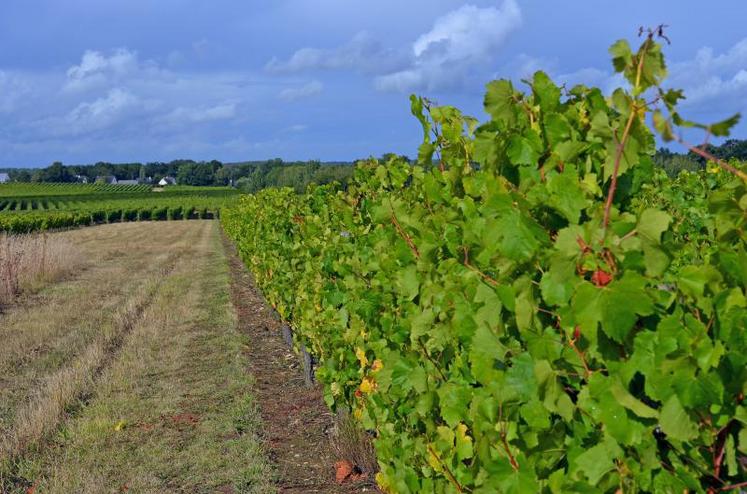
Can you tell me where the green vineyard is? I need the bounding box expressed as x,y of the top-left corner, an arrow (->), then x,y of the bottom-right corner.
0,183 -> 239,233
222,34 -> 747,492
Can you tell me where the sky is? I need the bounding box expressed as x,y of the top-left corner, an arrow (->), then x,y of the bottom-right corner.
1,0 -> 746,167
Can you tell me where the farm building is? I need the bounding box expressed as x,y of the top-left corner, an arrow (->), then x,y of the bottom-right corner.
0,173 -> 9,183
118,179 -> 140,185
95,175 -> 118,185
158,176 -> 176,186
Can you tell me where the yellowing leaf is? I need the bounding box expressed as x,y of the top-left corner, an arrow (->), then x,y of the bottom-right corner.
360,377 -> 377,394
455,423 -> 474,460
355,347 -> 369,368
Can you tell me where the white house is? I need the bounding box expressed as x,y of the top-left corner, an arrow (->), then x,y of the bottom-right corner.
0,173 -> 9,183
158,176 -> 176,186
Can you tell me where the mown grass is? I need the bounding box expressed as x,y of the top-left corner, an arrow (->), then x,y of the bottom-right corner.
0,221 -> 275,493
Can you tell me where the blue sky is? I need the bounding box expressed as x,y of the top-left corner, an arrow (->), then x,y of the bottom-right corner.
1,0 -> 746,167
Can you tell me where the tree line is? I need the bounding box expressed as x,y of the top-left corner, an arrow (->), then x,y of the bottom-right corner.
4,138 -> 742,192
0,158 -> 357,192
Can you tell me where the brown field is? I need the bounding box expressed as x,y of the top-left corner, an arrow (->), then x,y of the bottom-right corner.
0,221 -> 274,493
0,232 -> 77,307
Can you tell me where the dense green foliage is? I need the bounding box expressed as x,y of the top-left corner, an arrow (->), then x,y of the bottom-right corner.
223,33 -> 747,493
0,183 -> 237,232
233,160 -> 355,194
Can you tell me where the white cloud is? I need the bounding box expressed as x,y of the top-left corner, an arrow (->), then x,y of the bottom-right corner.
278,80 -> 323,101
157,103 -> 238,126
52,88 -> 143,136
412,3 -> 520,61
67,49 -> 137,80
266,31 -> 408,75
666,39 -> 747,113
265,1 -> 522,93
0,71 -> 30,114
285,124 -> 308,132
376,1 -> 522,92
64,49 -> 146,92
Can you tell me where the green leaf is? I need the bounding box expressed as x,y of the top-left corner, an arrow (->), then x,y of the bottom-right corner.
484,79 -> 517,126
520,399 -> 551,429
600,274 -> 655,342
543,113 -> 572,146
540,258 -> 577,306
469,325 -> 506,384
395,265 -> 419,301
574,274 -> 655,343
410,94 -> 431,141
604,134 -> 639,181
708,113 -> 741,137
506,353 -> 537,402
507,134 -> 541,166
678,265 -> 723,300
532,71 -> 561,112
497,210 -> 545,262
659,395 -> 697,442
438,383 -> 472,428
573,435 -> 622,485
636,40 -> 667,92
609,39 -> 633,74
610,379 -> 658,419
637,208 -> 671,244
652,110 -> 674,142
642,244 -> 670,277
725,434 -> 738,477
547,169 -> 588,223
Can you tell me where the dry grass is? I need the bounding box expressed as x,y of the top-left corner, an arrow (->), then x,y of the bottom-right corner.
0,232 -> 78,307
331,409 -> 379,477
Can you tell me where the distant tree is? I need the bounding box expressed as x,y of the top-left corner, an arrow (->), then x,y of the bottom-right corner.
35,161 -> 74,183
9,169 -> 32,182
176,162 -> 215,186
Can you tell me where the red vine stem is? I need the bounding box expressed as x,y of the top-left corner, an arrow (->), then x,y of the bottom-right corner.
721,481 -> 747,492
427,445 -> 466,493
463,247 -> 499,286
603,111 -> 638,231
390,212 -> 420,259
497,407 -> 520,471
500,434 -> 520,471
498,406 -> 520,471
603,42 -> 649,233
679,138 -> 747,182
569,328 -> 592,379
418,338 -> 448,382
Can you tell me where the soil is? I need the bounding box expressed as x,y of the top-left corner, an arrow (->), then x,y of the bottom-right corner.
223,235 -> 374,493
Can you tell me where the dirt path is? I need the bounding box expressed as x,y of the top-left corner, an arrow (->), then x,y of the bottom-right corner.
223,236 -> 373,494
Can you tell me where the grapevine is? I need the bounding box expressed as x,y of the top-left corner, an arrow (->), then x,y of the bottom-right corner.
223,31 -> 747,493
